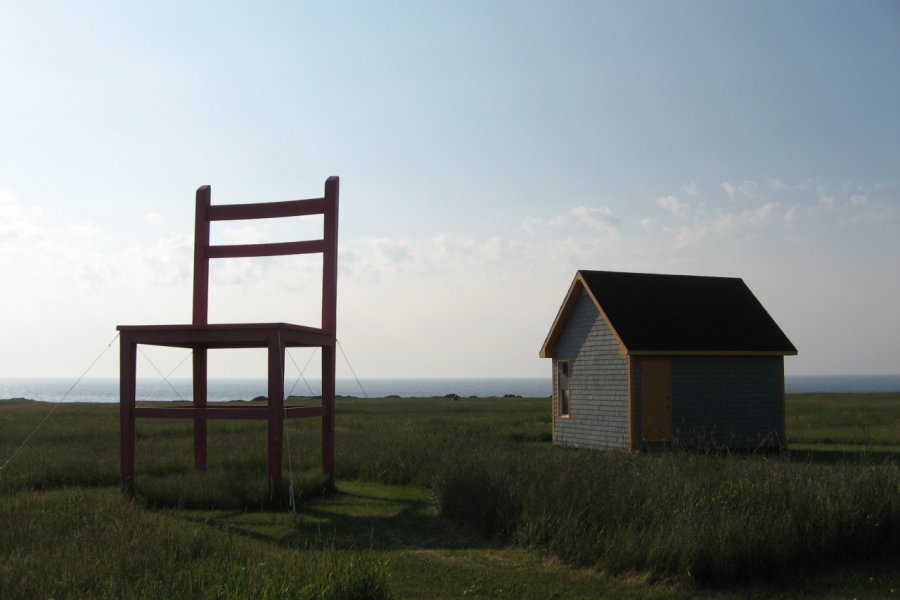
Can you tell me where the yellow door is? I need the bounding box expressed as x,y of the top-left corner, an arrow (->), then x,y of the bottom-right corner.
641,358 -> 672,442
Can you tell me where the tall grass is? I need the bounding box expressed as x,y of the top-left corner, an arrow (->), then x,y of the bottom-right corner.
2,394 -> 898,589
433,446 -> 900,584
0,487 -> 391,599
787,392 -> 900,446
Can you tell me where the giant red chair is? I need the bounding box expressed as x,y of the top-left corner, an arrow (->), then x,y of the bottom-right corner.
118,176 -> 338,493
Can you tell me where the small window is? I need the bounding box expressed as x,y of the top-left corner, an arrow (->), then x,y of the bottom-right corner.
557,360 -> 570,417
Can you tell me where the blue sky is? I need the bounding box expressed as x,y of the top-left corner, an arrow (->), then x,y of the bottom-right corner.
1,1 -> 898,379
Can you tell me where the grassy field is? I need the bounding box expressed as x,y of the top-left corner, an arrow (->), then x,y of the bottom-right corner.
0,393 -> 898,598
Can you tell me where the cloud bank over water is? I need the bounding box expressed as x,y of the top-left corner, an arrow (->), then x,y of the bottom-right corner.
2,176 -> 897,378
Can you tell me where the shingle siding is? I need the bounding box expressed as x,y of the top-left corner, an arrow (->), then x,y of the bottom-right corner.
553,291 -> 630,450
631,355 -> 785,449
671,356 -> 785,449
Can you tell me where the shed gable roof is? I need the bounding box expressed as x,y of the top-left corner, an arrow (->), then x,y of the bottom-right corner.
540,270 -> 797,357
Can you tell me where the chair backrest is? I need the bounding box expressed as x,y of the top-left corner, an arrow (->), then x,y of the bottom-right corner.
192,176 -> 339,332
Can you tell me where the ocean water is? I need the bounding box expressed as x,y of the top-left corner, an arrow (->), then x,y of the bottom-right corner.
785,375 -> 900,394
0,377 -> 552,403
1,375 -> 899,403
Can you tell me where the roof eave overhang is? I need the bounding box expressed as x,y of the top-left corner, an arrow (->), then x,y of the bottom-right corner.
627,350 -> 798,356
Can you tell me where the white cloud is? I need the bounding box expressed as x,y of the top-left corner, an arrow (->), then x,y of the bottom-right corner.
67,222 -> 101,242
342,236 -> 415,280
784,205 -> 799,224
721,180 -> 758,201
434,234 -> 477,259
2,177 -> 898,378
0,186 -> 45,243
736,180 -> 892,223
663,179 -> 899,250
210,256 -> 262,285
433,234 -> 530,274
370,237 -> 411,263
145,212 -> 163,224
682,181 -> 699,196
669,202 -> 778,248
675,213 -> 737,248
742,202 -> 778,224
107,231 -> 194,291
520,217 -> 539,235
548,214 -> 568,228
655,195 -> 689,218
721,182 -> 737,201
568,206 -> 619,233
219,225 -> 266,245
481,236 -> 527,263
816,185 -> 836,209
0,186 -> 196,292
524,206 -> 619,234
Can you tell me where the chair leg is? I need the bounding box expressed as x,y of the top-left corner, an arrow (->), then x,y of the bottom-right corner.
193,349 -> 208,472
322,344 -> 336,485
119,336 -> 137,494
267,337 -> 285,488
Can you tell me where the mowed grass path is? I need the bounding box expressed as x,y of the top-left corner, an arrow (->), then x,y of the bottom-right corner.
1,393 -> 898,598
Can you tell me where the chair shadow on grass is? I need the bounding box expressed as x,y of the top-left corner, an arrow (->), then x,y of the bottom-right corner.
177,482 -> 493,552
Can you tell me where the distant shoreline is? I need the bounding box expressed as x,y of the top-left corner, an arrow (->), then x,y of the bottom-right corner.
1,374 -> 899,403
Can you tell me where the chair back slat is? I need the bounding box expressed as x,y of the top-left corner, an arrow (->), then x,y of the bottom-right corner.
208,239 -> 326,259
208,197 -> 327,221
192,177 -> 339,329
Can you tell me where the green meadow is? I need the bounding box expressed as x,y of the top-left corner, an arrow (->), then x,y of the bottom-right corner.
1,393 -> 898,598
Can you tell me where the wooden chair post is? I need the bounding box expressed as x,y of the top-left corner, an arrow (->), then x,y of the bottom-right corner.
267,333 -> 285,486
192,185 -> 211,325
192,186 -> 211,473
322,345 -> 335,482
322,176 -> 339,334
321,176 -> 338,483
192,351 -> 208,472
119,334 -> 137,493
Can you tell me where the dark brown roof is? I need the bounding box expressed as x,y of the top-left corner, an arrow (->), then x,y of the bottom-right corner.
541,270 -> 797,356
